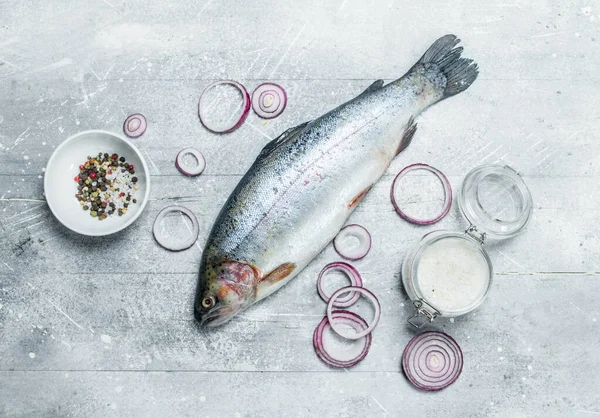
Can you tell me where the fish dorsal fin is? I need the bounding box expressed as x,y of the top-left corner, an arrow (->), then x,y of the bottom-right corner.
257,121 -> 310,159
360,79 -> 384,96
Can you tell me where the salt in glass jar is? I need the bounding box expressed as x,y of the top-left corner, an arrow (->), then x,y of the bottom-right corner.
401,165 -> 533,327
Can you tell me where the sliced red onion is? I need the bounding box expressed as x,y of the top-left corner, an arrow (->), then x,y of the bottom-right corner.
251,83 -> 287,119
402,331 -> 463,391
317,262 -> 363,308
326,286 -> 381,340
313,310 -> 372,368
153,205 -> 199,252
176,148 -> 206,177
391,163 -> 452,225
333,224 -> 371,260
123,113 -> 147,138
198,80 -> 251,133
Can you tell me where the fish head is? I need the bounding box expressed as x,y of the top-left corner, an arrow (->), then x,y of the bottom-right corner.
195,258 -> 258,327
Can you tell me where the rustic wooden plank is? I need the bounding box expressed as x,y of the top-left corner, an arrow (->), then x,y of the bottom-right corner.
0,0 -> 597,82
0,274 -> 598,416
0,367 -> 598,418
1,174 -> 598,274
0,272 -> 598,373
0,79 -> 597,178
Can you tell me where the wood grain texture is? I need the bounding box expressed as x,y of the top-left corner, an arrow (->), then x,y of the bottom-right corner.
1,0 -> 599,416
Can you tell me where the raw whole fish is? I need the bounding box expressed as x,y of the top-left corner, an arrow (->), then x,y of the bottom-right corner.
195,34 -> 478,326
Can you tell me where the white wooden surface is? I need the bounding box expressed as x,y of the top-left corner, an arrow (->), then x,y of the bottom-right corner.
1,0 -> 599,417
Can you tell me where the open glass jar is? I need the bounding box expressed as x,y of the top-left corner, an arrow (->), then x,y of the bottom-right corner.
401,165 -> 533,327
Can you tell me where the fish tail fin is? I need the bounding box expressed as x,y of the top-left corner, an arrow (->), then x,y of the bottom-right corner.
410,34 -> 479,100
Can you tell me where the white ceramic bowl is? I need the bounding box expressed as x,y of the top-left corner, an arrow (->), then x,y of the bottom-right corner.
44,130 -> 151,236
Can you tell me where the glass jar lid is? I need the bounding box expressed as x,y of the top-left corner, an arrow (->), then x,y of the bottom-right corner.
458,165 -> 533,239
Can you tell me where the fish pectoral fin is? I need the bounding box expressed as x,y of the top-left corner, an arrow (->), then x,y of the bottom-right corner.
257,122 -> 310,159
396,117 -> 418,155
260,263 -> 296,285
348,186 -> 373,209
359,79 -> 384,96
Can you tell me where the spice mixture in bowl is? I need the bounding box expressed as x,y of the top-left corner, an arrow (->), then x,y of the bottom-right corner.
45,130 -> 150,236
74,153 -> 140,220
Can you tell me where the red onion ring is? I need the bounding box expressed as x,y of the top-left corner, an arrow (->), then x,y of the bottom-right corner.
198,80 -> 251,133
402,331 -> 463,391
313,310 -> 372,368
251,83 -> 287,119
176,148 -> 206,177
333,224 -> 372,260
317,262 -> 363,308
257,90 -> 281,114
123,113 -> 147,138
326,286 -> 381,340
391,163 -> 452,225
153,205 -> 199,252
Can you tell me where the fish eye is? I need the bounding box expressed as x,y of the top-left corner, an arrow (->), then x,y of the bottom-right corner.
201,296 -> 215,309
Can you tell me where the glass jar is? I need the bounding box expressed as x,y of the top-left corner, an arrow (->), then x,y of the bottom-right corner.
401,165 -> 533,327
